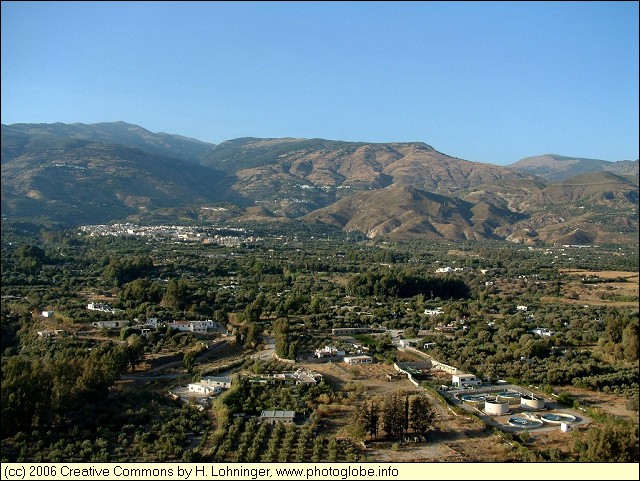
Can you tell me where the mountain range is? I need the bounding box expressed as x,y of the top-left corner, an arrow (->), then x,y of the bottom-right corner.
1,122 -> 638,245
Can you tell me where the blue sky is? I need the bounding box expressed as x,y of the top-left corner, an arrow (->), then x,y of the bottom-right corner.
2,1 -> 638,165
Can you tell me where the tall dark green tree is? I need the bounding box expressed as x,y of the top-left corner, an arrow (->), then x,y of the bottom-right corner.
161,278 -> 190,310
273,318 -> 290,359
409,395 -> 435,437
382,391 -> 405,438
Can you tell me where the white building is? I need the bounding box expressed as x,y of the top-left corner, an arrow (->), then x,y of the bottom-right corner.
169,320 -> 227,334
424,308 -> 444,316
532,327 -> 555,337
145,318 -> 163,328
344,355 -> 373,365
87,302 -> 117,314
435,267 -> 454,273
451,374 -> 482,388
516,305 -> 528,312
435,267 -> 463,273
314,346 -> 345,358
187,383 -> 222,395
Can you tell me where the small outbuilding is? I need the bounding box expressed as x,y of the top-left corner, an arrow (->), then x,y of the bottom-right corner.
344,355 -> 373,365
260,410 -> 296,425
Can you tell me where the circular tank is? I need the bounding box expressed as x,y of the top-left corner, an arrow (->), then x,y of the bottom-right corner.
496,390 -> 522,406
460,393 -> 488,407
520,394 -> 545,410
540,412 -> 577,424
484,397 -> 510,415
507,417 -> 544,429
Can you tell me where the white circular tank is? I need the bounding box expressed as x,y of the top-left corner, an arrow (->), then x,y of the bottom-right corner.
520,394 -> 545,410
484,397 -> 509,415
497,391 -> 522,406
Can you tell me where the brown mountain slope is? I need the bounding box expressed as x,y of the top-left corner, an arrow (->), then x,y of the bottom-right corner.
0,141 -> 238,225
204,139 -> 535,216
489,172 -> 639,245
303,185 -> 525,240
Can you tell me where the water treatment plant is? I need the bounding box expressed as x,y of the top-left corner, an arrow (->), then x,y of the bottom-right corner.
450,385 -> 585,432
456,388 -> 541,416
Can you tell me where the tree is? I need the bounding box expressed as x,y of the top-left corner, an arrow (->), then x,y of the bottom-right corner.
183,350 -> 198,373
118,279 -> 162,307
382,391 -> 405,439
15,244 -> 47,274
236,321 -> 259,349
161,278 -> 190,310
1,356 -> 51,436
125,335 -> 146,370
574,421 -> 639,462
244,295 -> 264,323
350,400 -> 380,441
621,320 -> 639,362
273,318 -> 291,359
287,339 -> 299,361
409,395 -> 435,437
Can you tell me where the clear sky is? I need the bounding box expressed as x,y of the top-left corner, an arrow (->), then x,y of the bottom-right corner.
1,1 -> 638,165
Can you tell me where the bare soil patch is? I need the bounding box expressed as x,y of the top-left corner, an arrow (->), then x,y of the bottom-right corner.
537,269 -> 640,308
560,386 -> 639,423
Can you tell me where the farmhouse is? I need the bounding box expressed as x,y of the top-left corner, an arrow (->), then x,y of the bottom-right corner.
168,319 -> 227,334
187,383 -> 222,395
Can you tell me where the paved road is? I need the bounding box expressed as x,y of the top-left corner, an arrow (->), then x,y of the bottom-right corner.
251,336 -> 275,360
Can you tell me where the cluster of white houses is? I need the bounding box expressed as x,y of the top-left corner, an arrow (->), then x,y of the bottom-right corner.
434,267 -> 464,273
90,316 -> 228,334
247,369 -> 323,386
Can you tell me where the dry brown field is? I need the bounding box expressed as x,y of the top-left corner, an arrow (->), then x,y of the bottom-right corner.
542,269 -> 639,308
